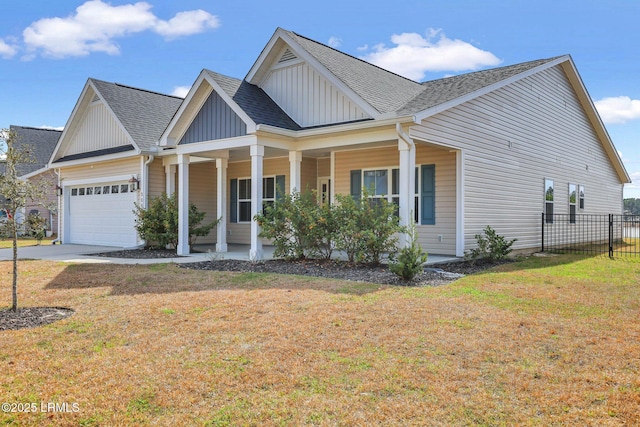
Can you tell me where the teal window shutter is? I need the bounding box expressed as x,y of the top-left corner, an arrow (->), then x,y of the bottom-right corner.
275,175 -> 286,201
420,165 -> 435,225
230,178 -> 238,223
350,170 -> 361,200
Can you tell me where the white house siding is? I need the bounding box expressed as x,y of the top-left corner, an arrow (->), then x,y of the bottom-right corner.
334,145 -> 457,255
262,61 -> 369,127
59,157 -> 141,244
410,65 -> 624,252
188,162 -> 217,244
62,102 -> 131,156
227,157 -> 289,244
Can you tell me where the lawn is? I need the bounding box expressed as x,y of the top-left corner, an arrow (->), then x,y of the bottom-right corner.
0,237 -> 56,249
1,254 -> 639,426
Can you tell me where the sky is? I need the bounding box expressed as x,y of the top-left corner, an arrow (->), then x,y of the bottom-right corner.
1,0 -> 638,197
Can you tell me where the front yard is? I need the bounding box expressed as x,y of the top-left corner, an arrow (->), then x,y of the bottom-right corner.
1,254 -> 639,426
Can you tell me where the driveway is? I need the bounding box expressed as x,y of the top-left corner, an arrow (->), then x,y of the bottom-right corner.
0,244 -> 208,264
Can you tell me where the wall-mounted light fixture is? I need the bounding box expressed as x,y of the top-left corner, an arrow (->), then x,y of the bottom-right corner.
56,185 -> 63,196
129,176 -> 140,191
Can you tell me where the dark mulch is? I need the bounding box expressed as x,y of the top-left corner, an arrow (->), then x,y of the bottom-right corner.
89,248 -> 186,259
0,307 -> 74,331
180,258 -> 514,287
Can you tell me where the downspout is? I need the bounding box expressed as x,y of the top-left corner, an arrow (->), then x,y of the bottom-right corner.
52,168 -> 61,244
143,155 -> 155,209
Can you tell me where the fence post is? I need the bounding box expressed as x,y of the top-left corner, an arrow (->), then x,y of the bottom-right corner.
541,212 -> 545,252
609,214 -> 614,258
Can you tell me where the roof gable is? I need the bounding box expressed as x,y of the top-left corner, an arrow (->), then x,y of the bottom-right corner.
51,79 -> 182,163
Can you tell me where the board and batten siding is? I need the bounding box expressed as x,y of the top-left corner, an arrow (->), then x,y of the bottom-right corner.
180,90 -> 247,144
262,61 -> 369,127
63,102 -> 130,156
226,157 -> 289,244
59,157 -> 142,244
334,145 -> 457,255
410,64 -> 624,252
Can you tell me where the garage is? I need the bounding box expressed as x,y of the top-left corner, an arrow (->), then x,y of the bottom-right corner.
68,182 -> 139,247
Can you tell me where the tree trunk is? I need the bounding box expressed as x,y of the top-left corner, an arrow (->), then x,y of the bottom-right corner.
11,220 -> 18,312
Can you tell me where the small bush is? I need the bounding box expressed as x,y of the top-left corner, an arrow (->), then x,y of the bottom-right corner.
134,193 -> 218,250
26,212 -> 47,243
466,225 -> 517,262
390,222 -> 428,281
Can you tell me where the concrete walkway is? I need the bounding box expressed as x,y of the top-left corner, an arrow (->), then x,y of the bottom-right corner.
0,243 -> 459,265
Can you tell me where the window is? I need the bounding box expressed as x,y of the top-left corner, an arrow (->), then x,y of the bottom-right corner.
78,188 -> 85,196
120,184 -> 129,193
579,185 -> 585,210
544,179 -> 554,224
71,188 -> 78,196
364,170 -> 388,198
86,187 -> 93,195
94,186 -> 102,195
238,178 -> 252,222
569,183 -> 577,224
103,185 -> 111,194
263,176 -> 276,214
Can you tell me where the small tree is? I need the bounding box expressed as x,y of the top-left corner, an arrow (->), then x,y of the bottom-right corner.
465,225 -> 517,262
390,220 -> 428,281
133,192 -> 218,250
0,129 -> 50,311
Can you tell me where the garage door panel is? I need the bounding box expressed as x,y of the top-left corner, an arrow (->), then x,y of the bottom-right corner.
69,182 -> 138,247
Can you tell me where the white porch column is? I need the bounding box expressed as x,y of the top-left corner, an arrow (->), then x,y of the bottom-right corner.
165,164 -> 176,195
289,150 -> 302,193
216,155 -> 228,253
398,141 -> 411,248
177,154 -> 190,256
249,145 -> 264,261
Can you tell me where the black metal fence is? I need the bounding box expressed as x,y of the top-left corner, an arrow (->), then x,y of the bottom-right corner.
542,213 -> 640,257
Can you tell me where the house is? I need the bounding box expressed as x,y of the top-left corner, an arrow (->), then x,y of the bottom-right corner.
49,27 -> 630,259
1,125 -> 61,235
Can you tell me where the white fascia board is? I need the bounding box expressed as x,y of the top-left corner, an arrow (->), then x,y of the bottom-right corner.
159,71 -> 209,147
175,135 -> 258,156
49,150 -> 140,169
248,29 -> 379,120
413,55 -> 571,123
19,166 -> 49,180
559,59 -> 631,184
89,80 -> 139,152
62,174 -> 139,187
203,74 -> 257,134
256,116 -> 413,139
49,80 -> 93,164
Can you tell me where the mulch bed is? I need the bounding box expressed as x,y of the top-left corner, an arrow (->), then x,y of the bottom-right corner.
0,307 -> 74,331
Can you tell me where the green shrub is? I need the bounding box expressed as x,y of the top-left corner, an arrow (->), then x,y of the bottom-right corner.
255,190 -> 336,260
26,212 -> 47,243
390,222 -> 428,281
133,193 -> 218,250
466,225 -> 517,262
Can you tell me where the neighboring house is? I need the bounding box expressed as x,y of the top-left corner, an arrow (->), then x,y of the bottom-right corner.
49,27 -> 630,259
1,125 -> 61,235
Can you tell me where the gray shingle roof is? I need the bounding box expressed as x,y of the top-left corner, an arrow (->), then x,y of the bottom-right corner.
90,79 -> 183,151
8,125 -> 61,176
284,30 -> 426,115
204,70 -> 301,130
398,57 -> 563,115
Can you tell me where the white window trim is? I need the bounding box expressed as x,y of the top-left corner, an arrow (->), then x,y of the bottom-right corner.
236,175 -> 277,223
361,166 -> 421,224
237,177 -> 252,223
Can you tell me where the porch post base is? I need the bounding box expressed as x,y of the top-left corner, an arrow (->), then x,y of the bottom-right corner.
216,243 -> 228,253
249,248 -> 263,261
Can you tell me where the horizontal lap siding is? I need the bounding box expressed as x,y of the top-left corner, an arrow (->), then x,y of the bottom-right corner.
410,65 -> 624,252
317,158 -> 331,177
189,162 -> 217,244
148,158 -> 165,199
301,157 -> 318,193
334,146 -> 457,255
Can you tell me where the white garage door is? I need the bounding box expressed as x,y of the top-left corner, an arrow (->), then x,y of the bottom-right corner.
69,182 -> 138,247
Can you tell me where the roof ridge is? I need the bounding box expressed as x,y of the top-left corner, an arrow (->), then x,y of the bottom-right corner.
289,30 -> 424,86
89,78 -> 184,99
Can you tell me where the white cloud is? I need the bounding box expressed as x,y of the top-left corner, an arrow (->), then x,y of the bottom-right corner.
360,28 -> 502,81
328,36 -> 342,48
594,96 -> 640,125
170,85 -> 190,98
0,38 -> 17,58
21,0 -> 219,59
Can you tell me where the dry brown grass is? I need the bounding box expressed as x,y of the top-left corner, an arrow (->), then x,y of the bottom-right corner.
1,254 -> 639,426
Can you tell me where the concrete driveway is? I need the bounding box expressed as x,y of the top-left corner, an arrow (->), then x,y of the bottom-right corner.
0,244 -> 209,264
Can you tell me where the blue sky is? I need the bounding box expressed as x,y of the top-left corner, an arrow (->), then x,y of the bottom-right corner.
1,0 -> 639,197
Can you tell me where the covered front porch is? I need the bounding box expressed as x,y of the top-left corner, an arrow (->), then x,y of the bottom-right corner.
161,123 -> 465,260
